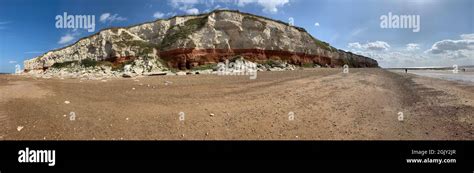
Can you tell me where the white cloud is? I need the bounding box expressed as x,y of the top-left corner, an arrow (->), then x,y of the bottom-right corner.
348,35 -> 474,68
99,13 -> 110,22
185,8 -> 200,15
425,34 -> 474,55
170,0 -> 199,8
0,21 -> 10,30
58,34 -> 75,44
204,5 -> 227,13
8,60 -> 17,64
365,41 -> 390,51
348,41 -> 390,51
153,12 -> 165,18
348,42 -> 362,49
237,0 -> 289,13
347,41 -> 431,67
460,33 -> 474,40
168,0 -> 201,15
406,43 -> 420,51
168,0 -> 289,14
314,22 -> 320,27
99,13 -> 127,23
354,49 -> 428,68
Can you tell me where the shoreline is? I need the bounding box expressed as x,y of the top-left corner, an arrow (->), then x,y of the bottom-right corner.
389,69 -> 474,85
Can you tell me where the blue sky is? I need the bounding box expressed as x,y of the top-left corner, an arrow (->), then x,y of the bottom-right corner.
0,0 -> 473,72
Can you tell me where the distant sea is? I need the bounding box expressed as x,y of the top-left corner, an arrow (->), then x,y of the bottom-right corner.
387,66 -> 474,85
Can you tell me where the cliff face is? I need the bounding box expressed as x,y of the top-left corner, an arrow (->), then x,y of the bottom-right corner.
24,10 -> 378,71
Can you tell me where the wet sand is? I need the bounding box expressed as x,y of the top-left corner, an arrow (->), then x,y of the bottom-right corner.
0,68 -> 472,140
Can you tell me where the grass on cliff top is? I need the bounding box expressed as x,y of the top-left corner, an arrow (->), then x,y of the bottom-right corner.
80,58 -> 115,68
342,57 -> 357,67
301,62 -> 315,68
51,61 -> 79,69
51,59 -> 113,69
160,16 -> 208,49
191,63 -> 217,71
312,38 -> 336,52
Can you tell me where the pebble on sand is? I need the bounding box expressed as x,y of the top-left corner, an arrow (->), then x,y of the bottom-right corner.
64,101 -> 70,104
17,126 -> 24,132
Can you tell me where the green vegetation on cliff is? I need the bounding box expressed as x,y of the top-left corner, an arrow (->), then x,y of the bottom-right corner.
51,59 -> 113,69
51,61 -> 78,69
160,16 -> 208,49
191,63 -> 217,71
312,38 -> 336,52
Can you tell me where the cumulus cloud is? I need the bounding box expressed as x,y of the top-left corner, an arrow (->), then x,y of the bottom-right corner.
58,33 -> 75,44
348,42 -> 362,49
365,41 -> 391,51
354,49 -> 428,68
460,33 -> 474,40
169,0 -> 200,12
237,0 -> 290,13
425,34 -> 474,56
8,60 -> 17,64
168,0 -> 290,14
348,41 -> 390,51
314,22 -> 320,27
185,8 -> 200,15
348,35 -> 473,67
153,12 -> 165,18
406,43 -> 420,51
99,13 -> 127,23
347,41 -> 434,67
170,0 -> 199,8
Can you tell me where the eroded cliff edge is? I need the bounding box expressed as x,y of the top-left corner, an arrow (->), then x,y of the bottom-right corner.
24,10 -> 378,74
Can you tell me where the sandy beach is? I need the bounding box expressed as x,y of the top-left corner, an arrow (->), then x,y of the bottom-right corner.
0,68 -> 472,140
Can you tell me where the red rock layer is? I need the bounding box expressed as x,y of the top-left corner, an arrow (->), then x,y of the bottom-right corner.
159,48 -> 335,69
